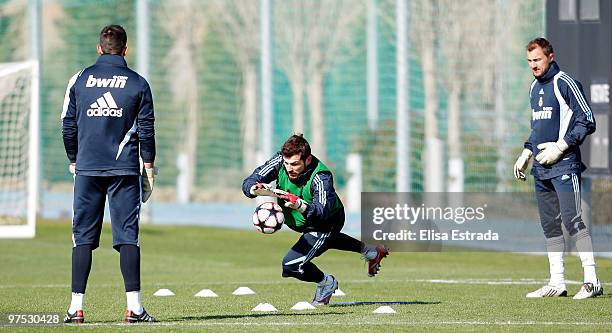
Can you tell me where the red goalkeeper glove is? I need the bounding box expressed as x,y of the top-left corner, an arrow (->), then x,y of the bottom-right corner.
280,193 -> 308,214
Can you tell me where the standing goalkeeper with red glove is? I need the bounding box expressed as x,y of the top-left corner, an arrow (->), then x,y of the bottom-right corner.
243,134 -> 389,305
514,38 -> 601,299
61,25 -> 157,323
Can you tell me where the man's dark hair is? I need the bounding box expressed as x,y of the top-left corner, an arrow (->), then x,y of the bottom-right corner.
99,25 -> 127,55
281,134 -> 311,161
526,37 -> 554,56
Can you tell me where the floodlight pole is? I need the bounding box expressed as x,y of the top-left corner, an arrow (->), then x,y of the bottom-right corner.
396,0 -> 410,192
28,0 -> 41,236
367,0 -> 379,131
261,0 -> 273,158
136,0 -> 153,222
136,0 -> 150,80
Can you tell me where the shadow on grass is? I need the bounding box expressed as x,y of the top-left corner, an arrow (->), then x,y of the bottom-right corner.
177,312 -> 346,321
330,301 -> 440,307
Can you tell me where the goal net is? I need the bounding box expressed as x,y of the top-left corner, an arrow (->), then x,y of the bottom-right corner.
0,60 -> 39,238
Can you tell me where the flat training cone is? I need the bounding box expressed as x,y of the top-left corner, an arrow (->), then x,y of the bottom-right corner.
232,286 -> 255,295
291,301 -> 316,310
195,289 -> 218,297
333,288 -> 346,296
373,305 -> 396,314
251,303 -> 278,312
153,288 -> 175,296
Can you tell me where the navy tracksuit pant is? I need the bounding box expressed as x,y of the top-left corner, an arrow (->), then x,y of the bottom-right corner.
535,172 -> 587,238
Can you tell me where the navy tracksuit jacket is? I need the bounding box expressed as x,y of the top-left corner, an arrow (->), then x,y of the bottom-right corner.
525,61 -> 595,180
61,54 -> 155,176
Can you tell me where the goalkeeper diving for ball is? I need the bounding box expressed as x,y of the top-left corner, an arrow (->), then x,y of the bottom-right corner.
242,134 -> 389,305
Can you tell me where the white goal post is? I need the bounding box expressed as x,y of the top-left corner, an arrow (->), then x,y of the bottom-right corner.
0,60 -> 39,238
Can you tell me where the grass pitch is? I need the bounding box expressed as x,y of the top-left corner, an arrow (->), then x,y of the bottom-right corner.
0,220 -> 611,332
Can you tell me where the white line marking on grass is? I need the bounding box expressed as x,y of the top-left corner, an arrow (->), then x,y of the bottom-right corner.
0,284 -> 70,289
0,278 -> 605,289
58,320 -> 612,328
412,279 -> 587,285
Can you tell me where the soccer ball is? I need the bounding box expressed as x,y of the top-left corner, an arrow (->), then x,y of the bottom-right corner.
252,202 -> 284,234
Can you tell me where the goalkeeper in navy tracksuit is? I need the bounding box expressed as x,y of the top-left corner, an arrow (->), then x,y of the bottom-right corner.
514,38 -> 602,299
242,134 -> 389,305
61,25 -> 157,323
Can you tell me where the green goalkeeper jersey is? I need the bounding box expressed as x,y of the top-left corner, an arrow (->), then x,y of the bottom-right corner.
277,160 -> 343,231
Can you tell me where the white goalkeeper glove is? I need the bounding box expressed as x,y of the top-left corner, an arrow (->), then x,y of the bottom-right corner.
281,193 -> 308,214
141,165 -> 158,203
68,163 -> 76,175
249,182 -> 273,196
513,149 -> 532,181
536,139 -> 569,166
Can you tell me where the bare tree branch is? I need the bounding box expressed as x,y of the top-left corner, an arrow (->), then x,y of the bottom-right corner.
275,0 -> 365,160
210,0 -> 261,171
157,0 -> 209,201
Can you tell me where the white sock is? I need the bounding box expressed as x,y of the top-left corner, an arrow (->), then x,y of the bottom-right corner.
578,251 -> 597,284
546,235 -> 566,290
547,251 -> 566,289
126,291 -> 143,315
68,292 -> 84,313
545,236 -> 565,290
574,229 -> 598,284
583,264 -> 597,284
